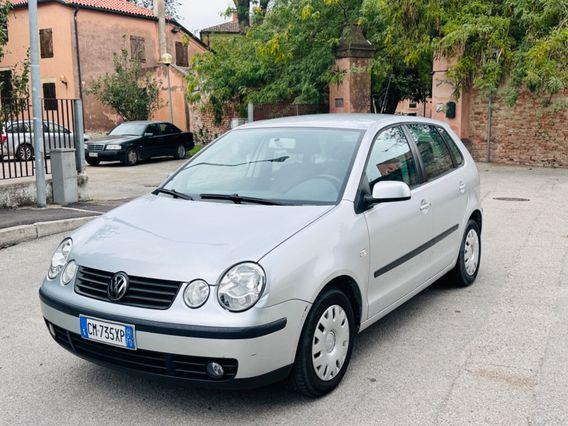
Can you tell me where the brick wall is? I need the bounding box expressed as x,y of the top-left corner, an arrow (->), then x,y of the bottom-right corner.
253,103 -> 326,121
467,90 -> 568,167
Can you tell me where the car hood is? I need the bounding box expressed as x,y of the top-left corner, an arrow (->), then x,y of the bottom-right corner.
71,195 -> 333,284
87,135 -> 139,144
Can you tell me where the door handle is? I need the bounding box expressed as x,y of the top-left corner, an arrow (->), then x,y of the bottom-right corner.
458,181 -> 466,194
419,199 -> 431,213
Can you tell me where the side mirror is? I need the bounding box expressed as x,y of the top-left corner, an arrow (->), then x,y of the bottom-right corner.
366,181 -> 411,205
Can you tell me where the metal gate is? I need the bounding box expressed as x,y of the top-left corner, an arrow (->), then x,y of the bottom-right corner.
0,98 -> 80,180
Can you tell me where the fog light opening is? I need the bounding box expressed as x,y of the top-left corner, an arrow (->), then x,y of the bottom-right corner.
47,322 -> 56,338
206,362 -> 225,379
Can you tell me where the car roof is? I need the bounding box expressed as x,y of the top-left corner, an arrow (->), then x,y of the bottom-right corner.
240,113 -> 450,131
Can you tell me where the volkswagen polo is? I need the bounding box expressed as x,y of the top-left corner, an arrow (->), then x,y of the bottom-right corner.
39,114 -> 482,397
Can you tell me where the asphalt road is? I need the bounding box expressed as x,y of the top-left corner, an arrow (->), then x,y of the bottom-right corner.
1,165 -> 567,425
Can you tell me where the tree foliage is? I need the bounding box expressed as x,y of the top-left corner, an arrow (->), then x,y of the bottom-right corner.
126,0 -> 181,19
188,0 -> 568,116
88,48 -> 163,121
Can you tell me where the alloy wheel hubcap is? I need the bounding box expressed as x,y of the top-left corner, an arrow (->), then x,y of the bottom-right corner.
464,229 -> 480,276
177,146 -> 185,157
129,151 -> 137,164
312,304 -> 349,381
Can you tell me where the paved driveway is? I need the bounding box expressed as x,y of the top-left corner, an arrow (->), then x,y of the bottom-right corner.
84,157 -> 187,201
0,164 -> 567,424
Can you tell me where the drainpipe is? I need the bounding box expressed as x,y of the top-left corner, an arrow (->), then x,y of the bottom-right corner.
73,7 -> 83,102
486,94 -> 493,163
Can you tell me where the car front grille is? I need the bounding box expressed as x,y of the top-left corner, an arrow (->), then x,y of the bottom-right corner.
47,322 -> 238,381
74,266 -> 183,310
88,144 -> 105,151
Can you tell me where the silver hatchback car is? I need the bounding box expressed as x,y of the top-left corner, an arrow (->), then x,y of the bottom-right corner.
40,114 -> 482,397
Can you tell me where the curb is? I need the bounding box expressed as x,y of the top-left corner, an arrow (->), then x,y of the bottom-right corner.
0,216 -> 95,249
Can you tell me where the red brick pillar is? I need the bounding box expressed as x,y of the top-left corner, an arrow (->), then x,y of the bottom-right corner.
329,24 -> 375,114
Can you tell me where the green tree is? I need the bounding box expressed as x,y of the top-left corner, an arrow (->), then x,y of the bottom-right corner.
88,48 -> 163,121
188,0 -> 568,117
126,0 -> 181,19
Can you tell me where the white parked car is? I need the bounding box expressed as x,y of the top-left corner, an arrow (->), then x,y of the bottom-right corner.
40,114 -> 482,397
1,120 -> 90,161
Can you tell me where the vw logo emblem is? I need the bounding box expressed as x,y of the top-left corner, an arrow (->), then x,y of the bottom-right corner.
108,272 -> 129,301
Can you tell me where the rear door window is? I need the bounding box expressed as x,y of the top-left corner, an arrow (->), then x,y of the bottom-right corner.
406,124 -> 454,181
437,127 -> 464,167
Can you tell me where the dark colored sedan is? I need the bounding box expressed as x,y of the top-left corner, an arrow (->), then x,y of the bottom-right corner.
85,121 -> 194,166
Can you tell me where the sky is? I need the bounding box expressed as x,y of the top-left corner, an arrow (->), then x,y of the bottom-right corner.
179,0 -> 235,35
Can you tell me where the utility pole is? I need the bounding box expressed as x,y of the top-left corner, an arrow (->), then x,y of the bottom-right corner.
155,0 -> 173,123
28,0 -> 47,207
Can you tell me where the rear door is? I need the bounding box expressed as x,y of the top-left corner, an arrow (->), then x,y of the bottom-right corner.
403,123 -> 468,278
363,126 -> 432,317
162,123 -> 182,154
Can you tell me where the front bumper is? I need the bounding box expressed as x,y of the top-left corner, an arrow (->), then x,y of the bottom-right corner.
40,286 -> 309,388
85,149 -> 124,162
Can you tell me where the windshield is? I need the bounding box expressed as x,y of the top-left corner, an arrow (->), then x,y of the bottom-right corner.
164,127 -> 363,205
109,123 -> 147,136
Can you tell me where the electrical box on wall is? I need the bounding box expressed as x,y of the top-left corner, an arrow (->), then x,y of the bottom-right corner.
445,101 -> 456,119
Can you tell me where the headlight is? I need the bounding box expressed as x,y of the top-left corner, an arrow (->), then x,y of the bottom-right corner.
217,262 -> 265,312
183,280 -> 210,308
61,260 -> 78,285
105,144 -> 122,150
48,238 -> 72,279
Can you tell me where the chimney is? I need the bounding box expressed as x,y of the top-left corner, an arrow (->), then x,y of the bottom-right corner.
231,9 -> 238,22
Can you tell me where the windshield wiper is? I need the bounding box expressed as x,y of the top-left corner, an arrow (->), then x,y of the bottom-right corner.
184,156 -> 290,170
153,188 -> 193,200
199,193 -> 282,205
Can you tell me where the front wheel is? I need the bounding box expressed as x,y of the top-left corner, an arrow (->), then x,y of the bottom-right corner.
450,219 -> 481,286
290,288 -> 355,397
123,148 -> 139,166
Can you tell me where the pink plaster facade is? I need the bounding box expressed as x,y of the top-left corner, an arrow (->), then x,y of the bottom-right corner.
1,1 -> 208,132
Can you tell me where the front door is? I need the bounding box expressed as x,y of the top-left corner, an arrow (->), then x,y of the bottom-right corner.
364,126 -> 431,317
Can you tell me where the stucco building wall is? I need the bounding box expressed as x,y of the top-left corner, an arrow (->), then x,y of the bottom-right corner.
1,2 -> 207,133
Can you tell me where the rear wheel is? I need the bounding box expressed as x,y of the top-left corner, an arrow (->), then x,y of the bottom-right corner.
174,144 -> 186,160
86,158 -> 100,166
450,219 -> 481,286
123,148 -> 139,166
16,143 -> 33,161
290,288 -> 355,397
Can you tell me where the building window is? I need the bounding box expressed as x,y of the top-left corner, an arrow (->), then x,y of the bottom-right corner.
42,82 -> 57,111
409,102 -> 417,108
0,70 -> 12,103
130,36 -> 146,63
175,41 -> 188,67
39,28 -> 54,58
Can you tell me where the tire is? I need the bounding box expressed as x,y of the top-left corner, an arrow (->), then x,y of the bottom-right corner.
15,143 -> 34,161
123,148 -> 139,166
290,288 -> 355,397
86,158 -> 100,166
450,219 -> 481,286
174,144 -> 186,160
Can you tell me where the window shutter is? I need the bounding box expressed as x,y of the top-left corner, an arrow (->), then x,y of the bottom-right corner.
175,41 -> 188,67
42,83 -> 57,111
39,28 -> 53,58
130,36 -> 146,63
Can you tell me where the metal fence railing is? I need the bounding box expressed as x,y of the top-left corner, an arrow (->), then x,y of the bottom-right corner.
0,98 -> 81,180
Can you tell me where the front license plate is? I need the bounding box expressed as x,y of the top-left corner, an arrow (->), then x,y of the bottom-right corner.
79,316 -> 136,350
88,152 -> 98,157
